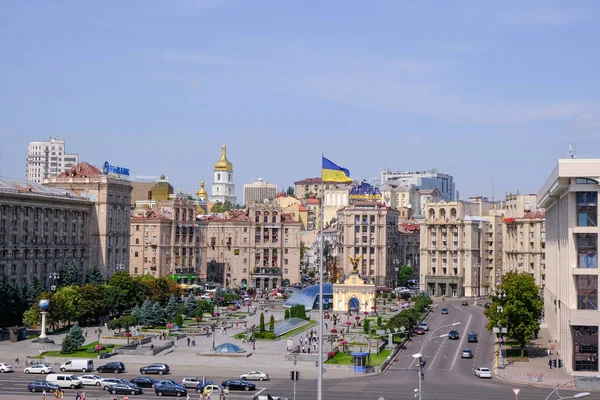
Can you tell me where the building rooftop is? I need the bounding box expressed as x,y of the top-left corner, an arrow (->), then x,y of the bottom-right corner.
58,161 -> 104,178
0,176 -> 85,200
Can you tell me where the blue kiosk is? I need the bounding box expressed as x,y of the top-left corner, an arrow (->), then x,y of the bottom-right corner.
351,351 -> 370,373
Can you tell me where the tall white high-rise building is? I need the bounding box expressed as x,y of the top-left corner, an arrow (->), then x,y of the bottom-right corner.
243,178 -> 277,206
26,138 -> 78,183
211,145 -> 236,205
381,169 -> 457,202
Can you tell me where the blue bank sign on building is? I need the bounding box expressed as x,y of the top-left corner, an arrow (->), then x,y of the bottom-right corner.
103,161 -> 130,176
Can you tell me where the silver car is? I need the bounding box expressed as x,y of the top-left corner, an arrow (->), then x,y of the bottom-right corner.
24,364 -> 53,374
0,363 -> 14,373
461,349 -> 473,359
181,377 -> 204,388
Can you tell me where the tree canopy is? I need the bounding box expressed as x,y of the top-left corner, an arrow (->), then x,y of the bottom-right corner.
484,271 -> 543,356
397,265 -> 413,288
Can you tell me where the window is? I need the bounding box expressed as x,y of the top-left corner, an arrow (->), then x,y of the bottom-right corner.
355,226 -> 360,233
135,238 -> 139,244
136,225 -> 140,231
577,192 -> 597,227
577,275 -> 598,310
573,326 -> 599,371
577,233 -> 598,268
576,178 -> 599,184
134,252 -> 139,257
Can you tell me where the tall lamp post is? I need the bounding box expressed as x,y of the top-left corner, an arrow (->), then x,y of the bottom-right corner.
412,322 -> 461,400
49,272 -> 60,292
211,324 -> 216,350
543,374 -> 600,400
492,289 -> 507,370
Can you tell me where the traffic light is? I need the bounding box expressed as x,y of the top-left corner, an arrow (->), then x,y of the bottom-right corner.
559,359 -> 563,368
552,359 -> 557,368
290,371 -> 300,381
414,389 -> 420,398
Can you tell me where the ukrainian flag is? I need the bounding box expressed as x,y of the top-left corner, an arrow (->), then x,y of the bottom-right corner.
322,157 -> 353,183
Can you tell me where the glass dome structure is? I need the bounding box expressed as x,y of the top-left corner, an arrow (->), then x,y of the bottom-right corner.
214,343 -> 245,353
284,284 -> 333,311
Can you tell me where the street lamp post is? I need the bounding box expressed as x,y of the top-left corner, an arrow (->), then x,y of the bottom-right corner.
49,272 -> 60,292
544,374 -> 600,400
211,324 -> 216,350
412,322 -> 461,400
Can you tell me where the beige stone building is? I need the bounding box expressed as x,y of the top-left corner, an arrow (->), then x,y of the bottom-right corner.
336,202 -> 401,287
243,178 -> 277,206
0,177 -> 92,288
420,199 -> 499,297
398,222 -> 421,279
324,187 -> 350,226
538,159 -> 600,374
198,202 -> 302,289
304,198 -> 320,231
381,184 -> 419,216
130,197 -> 199,283
501,193 -> 546,289
45,162 -> 132,278
130,176 -> 173,205
275,195 -> 309,230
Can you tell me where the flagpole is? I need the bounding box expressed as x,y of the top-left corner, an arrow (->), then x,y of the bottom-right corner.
317,156 -> 324,400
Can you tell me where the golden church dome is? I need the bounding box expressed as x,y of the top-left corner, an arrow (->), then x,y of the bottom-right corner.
196,180 -> 208,198
214,145 -> 233,171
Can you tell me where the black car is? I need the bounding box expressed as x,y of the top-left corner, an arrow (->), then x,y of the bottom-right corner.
461,301 -> 469,306
28,381 -> 60,393
97,362 -> 126,373
107,383 -> 143,395
221,379 -> 256,391
155,383 -> 187,397
448,330 -> 460,340
467,332 -> 478,343
130,376 -> 160,388
441,308 -> 449,314
140,364 -> 170,375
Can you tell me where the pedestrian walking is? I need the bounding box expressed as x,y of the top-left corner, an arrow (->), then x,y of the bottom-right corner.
80,391 -> 86,400
75,390 -> 80,400
549,359 -> 553,369
123,395 -> 129,400
187,337 -> 191,346
15,357 -> 19,368
42,389 -> 46,400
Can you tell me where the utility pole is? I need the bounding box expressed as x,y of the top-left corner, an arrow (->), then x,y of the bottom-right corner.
417,355 -> 422,400
293,353 -> 298,400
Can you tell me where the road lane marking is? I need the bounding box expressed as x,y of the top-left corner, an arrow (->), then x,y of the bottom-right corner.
450,312 -> 472,371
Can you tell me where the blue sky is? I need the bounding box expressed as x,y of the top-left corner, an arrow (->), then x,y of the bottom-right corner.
1,0 -> 599,201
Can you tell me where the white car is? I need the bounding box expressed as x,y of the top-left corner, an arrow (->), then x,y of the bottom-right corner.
100,378 -> 128,391
240,371 -> 270,381
474,367 -> 492,379
24,364 -> 53,374
78,375 -> 104,386
419,322 -> 429,331
0,363 -> 14,373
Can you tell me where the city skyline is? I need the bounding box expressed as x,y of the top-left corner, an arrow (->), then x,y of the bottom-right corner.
1,1 -> 600,200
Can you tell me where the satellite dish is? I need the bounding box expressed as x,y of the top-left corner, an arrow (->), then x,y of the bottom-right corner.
407,204 -> 412,209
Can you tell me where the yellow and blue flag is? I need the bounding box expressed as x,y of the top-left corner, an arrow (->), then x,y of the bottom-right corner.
322,157 -> 353,183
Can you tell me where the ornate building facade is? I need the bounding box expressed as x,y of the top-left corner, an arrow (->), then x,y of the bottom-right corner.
211,145 -> 236,205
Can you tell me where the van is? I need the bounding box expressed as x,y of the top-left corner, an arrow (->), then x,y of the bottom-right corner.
46,374 -> 83,389
60,359 -> 94,373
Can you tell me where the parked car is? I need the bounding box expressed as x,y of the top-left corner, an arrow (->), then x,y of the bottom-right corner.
240,371 -> 270,381
60,359 -> 94,372
221,379 -> 256,391
155,382 -> 187,397
100,378 -> 128,391
415,327 -> 425,335
140,364 -> 170,375
198,384 -> 223,395
96,362 -> 126,373
441,308 -> 449,314
475,367 -> 492,378
78,375 -> 104,386
461,349 -> 473,359
24,364 -> 53,374
461,301 -> 469,306
28,381 -> 60,393
0,363 -> 14,373
155,380 -> 184,388
45,374 -> 83,389
467,332 -> 479,343
107,383 -> 143,395
130,376 -> 160,388
418,322 -> 429,331
448,330 -> 460,340
181,377 -> 204,388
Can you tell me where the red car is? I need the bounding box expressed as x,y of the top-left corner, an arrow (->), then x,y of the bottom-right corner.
415,327 -> 425,335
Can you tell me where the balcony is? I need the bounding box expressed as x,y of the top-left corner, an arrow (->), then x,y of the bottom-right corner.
252,267 -> 281,276
175,267 -> 197,274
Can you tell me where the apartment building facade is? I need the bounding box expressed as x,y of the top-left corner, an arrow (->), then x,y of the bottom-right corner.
45,162 -> 132,278
539,159 -> 600,374
26,138 -> 79,184
381,169 -> 457,202
198,203 -> 302,289
398,222 -> 421,279
336,202 -> 401,287
243,178 -> 277,206
0,177 -> 92,288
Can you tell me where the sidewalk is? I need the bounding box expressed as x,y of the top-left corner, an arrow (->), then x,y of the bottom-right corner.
494,326 -> 576,388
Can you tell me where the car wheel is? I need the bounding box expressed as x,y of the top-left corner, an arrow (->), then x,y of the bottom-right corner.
241,377 -> 246,380
131,390 -> 136,395
103,386 -> 108,391
111,390 -> 117,395
71,385 -> 76,389
245,386 -> 250,391
0,369 -> 4,373
82,368 -> 87,372
259,377 -> 264,381
142,370 -> 147,374
60,368 -> 66,372
96,382 -> 101,386
158,391 -> 163,396
196,390 -> 201,393
176,392 -> 182,397
114,370 -> 118,374
42,371 -> 47,374
31,388 -> 36,392
158,371 -> 164,375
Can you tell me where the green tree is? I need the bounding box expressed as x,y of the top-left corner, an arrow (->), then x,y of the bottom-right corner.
131,305 -> 142,323
286,186 -> 295,197
50,286 -> 81,327
85,267 -> 104,285
0,275 -> 25,325
77,284 -> 107,325
185,293 -> 197,316
153,278 -> 175,305
484,271 -> 543,357
26,278 -> 45,307
59,261 -> 82,287
108,271 -> 140,309
164,295 -> 179,322
69,323 -> 85,348
284,309 -> 290,319
363,318 -> 371,334
397,265 -> 413,288
377,316 -> 382,327
139,300 -> 153,327
22,307 -> 42,329
259,312 -> 266,333
175,314 -> 184,328
269,314 -> 275,332
152,301 -> 165,326
60,333 -> 77,354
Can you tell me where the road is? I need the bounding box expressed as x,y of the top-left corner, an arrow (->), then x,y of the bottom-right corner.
0,301 -> 597,399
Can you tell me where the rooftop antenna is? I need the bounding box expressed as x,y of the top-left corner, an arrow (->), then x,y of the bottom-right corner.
569,143 -> 577,159
492,180 -> 495,207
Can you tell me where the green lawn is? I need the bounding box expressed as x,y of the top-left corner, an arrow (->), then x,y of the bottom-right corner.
325,349 -> 391,365
233,320 -> 317,341
41,341 -> 116,358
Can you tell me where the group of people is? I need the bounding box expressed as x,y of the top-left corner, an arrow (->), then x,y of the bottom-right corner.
298,328 -> 319,353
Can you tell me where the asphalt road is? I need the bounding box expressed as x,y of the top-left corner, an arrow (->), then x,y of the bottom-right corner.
1,301 -> 598,399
